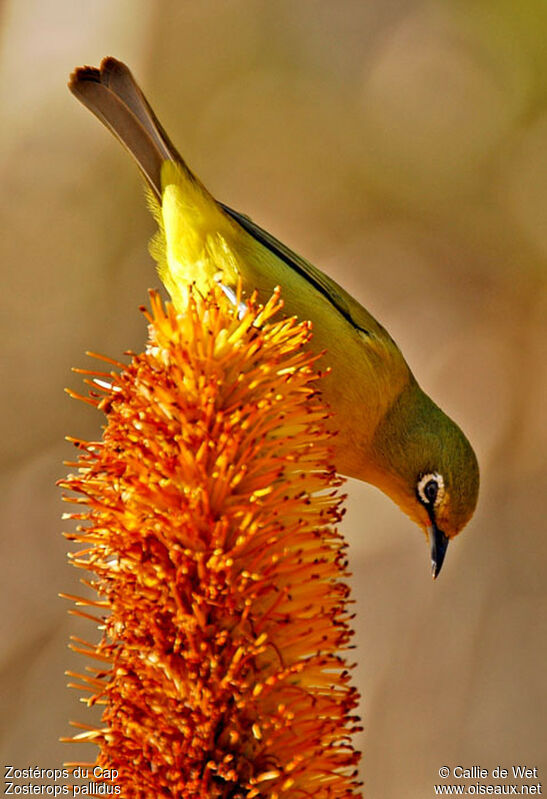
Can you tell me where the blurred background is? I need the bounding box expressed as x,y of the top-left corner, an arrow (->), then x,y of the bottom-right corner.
1,1 -> 546,797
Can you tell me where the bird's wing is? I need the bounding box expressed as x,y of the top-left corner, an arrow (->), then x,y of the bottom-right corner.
220,202 -> 397,347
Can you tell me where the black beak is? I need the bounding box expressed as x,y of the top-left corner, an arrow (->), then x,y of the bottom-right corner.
428,523 -> 449,579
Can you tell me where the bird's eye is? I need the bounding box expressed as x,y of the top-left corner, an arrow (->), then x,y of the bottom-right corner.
424,480 -> 438,503
417,472 -> 444,508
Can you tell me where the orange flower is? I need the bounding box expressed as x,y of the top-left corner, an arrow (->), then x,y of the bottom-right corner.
60,286 -> 362,798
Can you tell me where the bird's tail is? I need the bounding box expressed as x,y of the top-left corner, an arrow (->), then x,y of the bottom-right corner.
69,57 -> 239,306
68,56 -> 203,200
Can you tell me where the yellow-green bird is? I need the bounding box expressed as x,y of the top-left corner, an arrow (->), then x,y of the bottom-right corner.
69,57 -> 479,578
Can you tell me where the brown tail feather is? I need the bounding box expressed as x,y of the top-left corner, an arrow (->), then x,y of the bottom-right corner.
68,57 -> 194,200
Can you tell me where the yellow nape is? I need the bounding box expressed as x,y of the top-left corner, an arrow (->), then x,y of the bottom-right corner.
148,161 -> 240,312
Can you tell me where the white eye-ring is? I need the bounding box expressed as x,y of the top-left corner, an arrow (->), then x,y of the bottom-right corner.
417,472 -> 445,508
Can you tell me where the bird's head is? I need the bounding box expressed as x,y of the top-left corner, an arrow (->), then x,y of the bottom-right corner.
369,379 -> 479,578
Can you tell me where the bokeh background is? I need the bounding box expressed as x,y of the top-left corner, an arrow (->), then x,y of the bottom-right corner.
1,1 -> 546,797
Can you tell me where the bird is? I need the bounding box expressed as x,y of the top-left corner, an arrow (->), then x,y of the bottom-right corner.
68,57 -> 479,578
